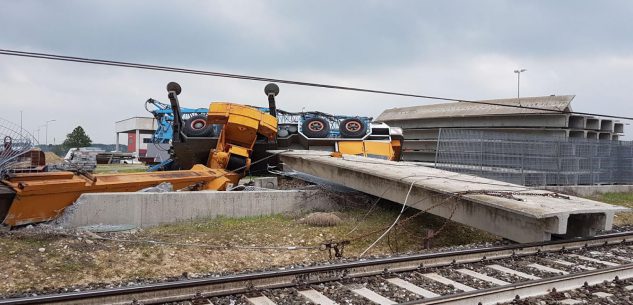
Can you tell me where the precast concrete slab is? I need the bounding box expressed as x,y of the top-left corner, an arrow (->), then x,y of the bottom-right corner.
385,115 -> 570,129
59,190 -> 337,228
277,151 -> 628,243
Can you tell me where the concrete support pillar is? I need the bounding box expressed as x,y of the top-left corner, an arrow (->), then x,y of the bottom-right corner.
115,133 -> 120,152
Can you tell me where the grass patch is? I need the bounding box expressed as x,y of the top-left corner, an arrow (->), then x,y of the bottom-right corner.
0,197 -> 498,295
589,192 -> 633,225
141,202 -> 497,256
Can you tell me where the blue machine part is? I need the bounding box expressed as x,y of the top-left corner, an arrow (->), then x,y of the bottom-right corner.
145,98 -> 208,143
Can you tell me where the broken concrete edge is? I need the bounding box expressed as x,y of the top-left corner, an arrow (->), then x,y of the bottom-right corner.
276,151 -> 628,242
55,189 -> 341,229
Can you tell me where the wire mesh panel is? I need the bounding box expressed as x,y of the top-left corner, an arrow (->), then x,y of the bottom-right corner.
435,128 -> 633,186
0,117 -> 41,175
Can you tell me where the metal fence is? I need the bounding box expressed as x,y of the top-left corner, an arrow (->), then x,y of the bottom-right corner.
434,129 -> 633,186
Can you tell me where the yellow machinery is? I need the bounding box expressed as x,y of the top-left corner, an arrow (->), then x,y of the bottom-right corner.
0,82 -> 401,227
0,82 -> 277,226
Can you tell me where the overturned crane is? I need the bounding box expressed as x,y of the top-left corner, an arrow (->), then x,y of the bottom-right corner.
0,82 -> 404,227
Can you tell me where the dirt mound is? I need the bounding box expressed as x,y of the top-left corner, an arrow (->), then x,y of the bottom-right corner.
298,212 -> 342,227
44,152 -> 64,165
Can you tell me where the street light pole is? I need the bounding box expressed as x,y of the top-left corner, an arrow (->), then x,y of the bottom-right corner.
45,119 -> 56,145
514,69 -> 527,98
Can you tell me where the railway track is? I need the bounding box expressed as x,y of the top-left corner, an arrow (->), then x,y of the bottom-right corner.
2,232 -> 633,305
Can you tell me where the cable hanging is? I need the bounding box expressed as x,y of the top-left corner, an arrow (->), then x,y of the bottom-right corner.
0,48 -> 631,121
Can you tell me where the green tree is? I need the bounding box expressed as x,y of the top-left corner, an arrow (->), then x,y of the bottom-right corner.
62,126 -> 92,149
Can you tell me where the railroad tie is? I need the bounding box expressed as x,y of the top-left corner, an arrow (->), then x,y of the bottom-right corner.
350,287 -> 396,305
456,268 -> 510,285
247,295 -> 277,305
298,289 -> 338,305
421,273 -> 476,292
386,278 -> 440,298
486,264 -> 541,280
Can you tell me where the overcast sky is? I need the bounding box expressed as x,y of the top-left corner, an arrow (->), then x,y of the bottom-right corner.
1,0 -> 632,143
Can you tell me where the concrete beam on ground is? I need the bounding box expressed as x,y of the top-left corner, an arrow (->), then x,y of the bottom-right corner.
58,190 -> 338,228
585,118 -> 600,130
277,151 -> 628,243
383,114 -> 570,129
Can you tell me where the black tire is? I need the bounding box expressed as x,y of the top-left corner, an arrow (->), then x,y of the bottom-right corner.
302,117 -> 330,138
183,115 -> 215,137
340,118 -> 367,138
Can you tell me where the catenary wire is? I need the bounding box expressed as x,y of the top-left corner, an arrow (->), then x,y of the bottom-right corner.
1,49 -> 631,121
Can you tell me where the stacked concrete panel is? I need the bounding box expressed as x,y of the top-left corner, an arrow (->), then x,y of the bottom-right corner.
376,95 -> 626,164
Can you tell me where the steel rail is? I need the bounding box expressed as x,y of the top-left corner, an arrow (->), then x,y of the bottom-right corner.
1,231 -> 632,305
401,263 -> 633,305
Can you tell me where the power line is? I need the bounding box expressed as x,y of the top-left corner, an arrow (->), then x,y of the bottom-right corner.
0,48 -> 631,121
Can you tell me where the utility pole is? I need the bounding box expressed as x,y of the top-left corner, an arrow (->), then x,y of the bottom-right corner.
514,69 -> 527,98
45,119 -> 56,145
20,110 -> 23,137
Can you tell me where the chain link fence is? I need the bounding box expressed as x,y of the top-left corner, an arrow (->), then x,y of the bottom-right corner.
434,129 -> 633,186
0,117 -> 41,176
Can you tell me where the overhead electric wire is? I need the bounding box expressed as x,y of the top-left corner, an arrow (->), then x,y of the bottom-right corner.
0,48 -> 631,121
